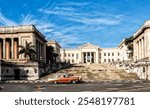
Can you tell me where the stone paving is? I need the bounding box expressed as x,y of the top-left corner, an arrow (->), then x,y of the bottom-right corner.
42,63 -> 139,81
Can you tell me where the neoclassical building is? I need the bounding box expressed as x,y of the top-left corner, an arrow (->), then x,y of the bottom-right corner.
133,20 -> 150,80
60,43 -> 127,64
0,25 -> 47,80
0,25 -> 47,62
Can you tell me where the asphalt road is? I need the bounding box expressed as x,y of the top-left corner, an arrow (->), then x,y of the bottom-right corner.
1,81 -> 150,92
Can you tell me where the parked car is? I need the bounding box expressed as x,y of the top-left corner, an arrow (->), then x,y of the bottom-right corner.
48,74 -> 82,84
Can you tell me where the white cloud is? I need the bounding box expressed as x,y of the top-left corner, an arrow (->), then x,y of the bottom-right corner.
21,14 -> 38,25
0,10 -> 17,26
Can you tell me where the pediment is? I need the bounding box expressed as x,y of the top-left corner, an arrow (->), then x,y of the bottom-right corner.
79,43 -> 99,49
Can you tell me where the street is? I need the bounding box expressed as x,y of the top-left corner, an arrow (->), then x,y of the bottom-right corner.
1,81 -> 150,92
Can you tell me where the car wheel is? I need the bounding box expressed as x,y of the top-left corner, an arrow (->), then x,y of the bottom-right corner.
54,81 -> 57,84
72,80 -> 76,84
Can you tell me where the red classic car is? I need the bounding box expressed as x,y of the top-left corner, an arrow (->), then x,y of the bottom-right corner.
48,74 -> 82,84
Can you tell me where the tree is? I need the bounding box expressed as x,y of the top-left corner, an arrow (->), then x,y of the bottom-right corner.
53,53 -> 59,62
124,36 -> 133,58
18,41 -> 36,62
46,46 -> 58,64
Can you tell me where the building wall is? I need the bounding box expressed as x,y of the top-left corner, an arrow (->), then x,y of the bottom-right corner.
133,20 -> 150,80
101,48 -> 120,63
0,61 -> 43,81
60,49 -> 81,64
60,43 -> 122,64
0,25 -> 47,63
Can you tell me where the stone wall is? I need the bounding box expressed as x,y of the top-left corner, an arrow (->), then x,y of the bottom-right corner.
0,60 -> 47,81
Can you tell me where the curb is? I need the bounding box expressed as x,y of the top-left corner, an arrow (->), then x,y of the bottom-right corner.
4,80 -> 48,84
2,80 -> 145,84
84,80 -> 143,83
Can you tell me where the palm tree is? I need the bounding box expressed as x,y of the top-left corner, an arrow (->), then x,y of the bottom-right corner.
18,41 -> 36,62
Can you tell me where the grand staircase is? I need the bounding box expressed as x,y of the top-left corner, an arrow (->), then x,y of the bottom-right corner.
41,64 -> 139,81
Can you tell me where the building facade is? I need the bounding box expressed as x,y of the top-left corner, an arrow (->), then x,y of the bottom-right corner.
0,25 -> 47,80
133,20 -> 150,80
0,25 -> 47,62
60,43 -> 124,64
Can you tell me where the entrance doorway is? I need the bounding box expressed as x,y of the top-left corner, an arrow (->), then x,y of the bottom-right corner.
83,52 -> 95,63
14,69 -> 20,80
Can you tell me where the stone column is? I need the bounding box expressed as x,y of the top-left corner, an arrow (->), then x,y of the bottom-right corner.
37,41 -> 39,60
0,41 -> 2,59
11,38 -> 14,59
86,52 -> 88,63
36,41 -> 38,60
18,37 -> 22,59
142,37 -> 144,58
43,44 -> 46,63
6,39 -> 10,59
39,43 -> 41,61
141,39 -> 143,59
89,52 -> 92,63
14,39 -> 18,59
3,38 -> 6,59
81,52 -> 84,63
143,37 -> 145,58
137,41 -> 139,60
94,52 -> 96,63
95,51 -> 99,63
139,40 -> 141,59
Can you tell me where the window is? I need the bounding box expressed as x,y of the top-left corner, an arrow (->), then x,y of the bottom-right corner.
112,53 -> 114,56
76,54 -> 79,59
108,59 -> 111,62
108,53 -> 110,56
118,52 -> 120,56
68,53 -> 70,57
112,59 -> 114,62
104,59 -> 106,62
72,59 -> 74,63
104,53 -> 106,56
72,54 -> 74,57
64,53 -> 66,57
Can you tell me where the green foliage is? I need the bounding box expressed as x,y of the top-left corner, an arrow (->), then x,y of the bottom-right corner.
18,41 -> 36,61
124,36 -> 133,58
46,46 -> 59,64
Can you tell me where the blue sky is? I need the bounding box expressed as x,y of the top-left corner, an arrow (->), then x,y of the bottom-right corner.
0,0 -> 150,48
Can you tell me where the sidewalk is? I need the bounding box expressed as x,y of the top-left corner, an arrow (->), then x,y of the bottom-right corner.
2,80 -> 48,84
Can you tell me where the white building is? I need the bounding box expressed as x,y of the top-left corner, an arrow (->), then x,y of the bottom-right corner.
60,43 -> 126,64
133,20 -> 150,80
